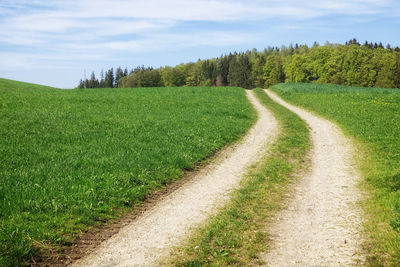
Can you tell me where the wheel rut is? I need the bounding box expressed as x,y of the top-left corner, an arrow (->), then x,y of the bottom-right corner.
262,90 -> 364,266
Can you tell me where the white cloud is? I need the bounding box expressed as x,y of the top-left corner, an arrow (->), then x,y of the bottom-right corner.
103,31 -> 256,52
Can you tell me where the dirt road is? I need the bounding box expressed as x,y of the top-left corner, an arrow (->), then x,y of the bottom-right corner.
262,90 -> 364,266
72,91 -> 278,266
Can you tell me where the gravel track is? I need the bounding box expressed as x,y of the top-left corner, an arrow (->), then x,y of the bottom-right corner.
71,90 -> 278,266
262,90 -> 364,266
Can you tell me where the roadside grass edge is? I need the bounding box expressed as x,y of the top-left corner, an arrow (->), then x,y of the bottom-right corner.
355,142 -> 400,266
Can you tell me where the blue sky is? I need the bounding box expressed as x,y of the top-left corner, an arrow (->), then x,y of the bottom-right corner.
1,0 -> 400,88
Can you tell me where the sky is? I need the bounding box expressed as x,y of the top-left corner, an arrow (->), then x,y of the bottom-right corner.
1,0 -> 400,88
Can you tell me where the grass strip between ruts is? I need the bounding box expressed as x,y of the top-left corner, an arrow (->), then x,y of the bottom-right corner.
164,88 -> 310,266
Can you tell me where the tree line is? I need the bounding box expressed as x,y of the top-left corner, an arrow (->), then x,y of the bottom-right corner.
78,67 -> 129,89
77,39 -> 400,89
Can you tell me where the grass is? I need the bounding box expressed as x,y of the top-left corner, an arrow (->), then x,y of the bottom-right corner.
0,78 -> 256,266
271,82 -> 400,266
165,88 -> 310,266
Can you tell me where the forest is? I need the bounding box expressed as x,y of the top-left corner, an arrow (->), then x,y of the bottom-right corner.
77,39 -> 400,89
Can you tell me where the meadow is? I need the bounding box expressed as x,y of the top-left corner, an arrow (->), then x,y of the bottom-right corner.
271,83 -> 400,266
0,78 -> 256,266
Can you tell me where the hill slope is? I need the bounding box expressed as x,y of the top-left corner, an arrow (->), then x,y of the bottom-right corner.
0,78 -> 58,91
0,79 -> 256,265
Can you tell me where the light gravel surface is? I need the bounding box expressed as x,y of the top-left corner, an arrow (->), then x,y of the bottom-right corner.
262,90 -> 364,266
72,91 -> 278,267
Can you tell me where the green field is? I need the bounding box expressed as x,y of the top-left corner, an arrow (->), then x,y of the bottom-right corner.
0,78 -> 256,266
271,83 -> 400,266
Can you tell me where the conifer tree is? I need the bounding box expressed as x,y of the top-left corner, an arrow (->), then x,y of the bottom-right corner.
88,71 -> 99,88
104,68 -> 114,88
115,67 -> 124,87
216,55 -> 230,86
99,69 -> 105,88
78,79 -> 84,89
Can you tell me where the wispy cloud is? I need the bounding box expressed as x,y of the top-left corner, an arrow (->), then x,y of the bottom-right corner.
101,31 -> 256,52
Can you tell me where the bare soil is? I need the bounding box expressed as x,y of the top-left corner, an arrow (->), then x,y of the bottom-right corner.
70,90 -> 278,266
262,90 -> 364,266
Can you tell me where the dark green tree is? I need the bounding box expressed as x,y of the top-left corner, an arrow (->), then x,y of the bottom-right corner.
115,67 -> 124,87
99,69 -> 105,88
228,54 -> 253,88
88,71 -> 99,88
104,68 -> 114,88
216,54 -> 231,86
77,79 -> 84,89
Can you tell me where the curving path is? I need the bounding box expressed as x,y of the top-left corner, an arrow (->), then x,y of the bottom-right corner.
72,91 -> 278,266
262,90 -> 364,266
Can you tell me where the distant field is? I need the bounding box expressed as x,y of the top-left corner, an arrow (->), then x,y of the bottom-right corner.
271,83 -> 400,266
0,78 -> 256,266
